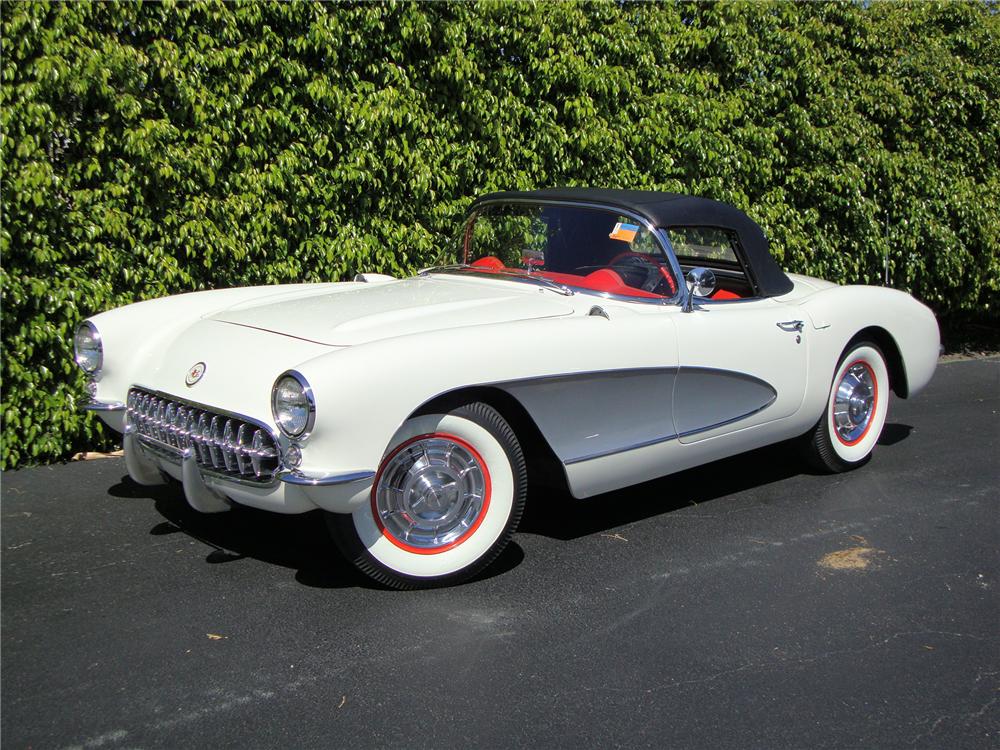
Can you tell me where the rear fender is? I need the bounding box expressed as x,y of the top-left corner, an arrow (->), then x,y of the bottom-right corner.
799,285 -> 939,418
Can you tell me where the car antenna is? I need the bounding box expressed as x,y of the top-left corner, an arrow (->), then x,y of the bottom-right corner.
884,210 -> 890,287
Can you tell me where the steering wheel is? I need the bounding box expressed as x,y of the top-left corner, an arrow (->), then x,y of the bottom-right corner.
608,252 -> 677,296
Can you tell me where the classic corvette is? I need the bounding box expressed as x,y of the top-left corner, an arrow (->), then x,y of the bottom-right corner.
76,188 -> 940,588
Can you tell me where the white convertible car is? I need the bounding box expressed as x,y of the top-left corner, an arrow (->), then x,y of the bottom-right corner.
76,188 -> 940,588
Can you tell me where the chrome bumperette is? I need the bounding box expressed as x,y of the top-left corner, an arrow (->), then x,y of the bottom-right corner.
126,387 -> 280,484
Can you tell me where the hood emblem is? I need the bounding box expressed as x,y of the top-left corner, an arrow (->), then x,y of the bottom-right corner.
185,362 -> 207,387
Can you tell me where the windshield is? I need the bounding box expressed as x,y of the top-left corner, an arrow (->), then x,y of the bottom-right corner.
437,203 -> 678,300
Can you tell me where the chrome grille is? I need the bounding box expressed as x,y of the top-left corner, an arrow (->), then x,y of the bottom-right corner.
126,387 -> 280,482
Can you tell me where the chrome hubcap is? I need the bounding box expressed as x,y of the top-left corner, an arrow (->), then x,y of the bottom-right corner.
833,363 -> 876,444
374,436 -> 488,550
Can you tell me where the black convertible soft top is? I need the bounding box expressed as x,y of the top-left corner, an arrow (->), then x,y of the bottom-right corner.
470,187 -> 794,298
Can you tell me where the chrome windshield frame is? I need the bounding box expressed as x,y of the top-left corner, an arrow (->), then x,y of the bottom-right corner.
437,198 -> 686,308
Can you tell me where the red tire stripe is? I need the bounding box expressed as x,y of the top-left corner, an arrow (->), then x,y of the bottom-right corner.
834,359 -> 879,447
371,432 -> 492,555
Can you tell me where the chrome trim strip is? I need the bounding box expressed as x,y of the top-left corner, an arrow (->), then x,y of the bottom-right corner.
564,432 -> 680,465
480,365 -> 778,466
279,469 -> 376,487
562,396 -> 778,465
83,400 -> 126,412
676,395 -> 778,439
672,367 -> 778,441
656,227 -> 688,308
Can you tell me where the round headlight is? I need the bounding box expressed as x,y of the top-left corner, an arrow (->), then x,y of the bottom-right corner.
74,322 -> 103,374
271,371 -> 315,438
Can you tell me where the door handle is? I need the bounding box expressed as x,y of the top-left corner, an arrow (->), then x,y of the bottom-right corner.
777,320 -> 805,332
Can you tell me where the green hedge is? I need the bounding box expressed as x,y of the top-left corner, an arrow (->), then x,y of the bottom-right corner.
2,1 -> 998,469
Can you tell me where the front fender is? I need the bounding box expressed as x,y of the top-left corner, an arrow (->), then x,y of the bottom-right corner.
84,283 -> 350,413
290,311 -> 680,504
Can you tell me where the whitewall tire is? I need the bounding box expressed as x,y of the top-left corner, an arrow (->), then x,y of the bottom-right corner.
805,341 -> 890,472
327,402 -> 526,589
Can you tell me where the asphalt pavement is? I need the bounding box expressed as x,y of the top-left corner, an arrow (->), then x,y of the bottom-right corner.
2,358 -> 998,749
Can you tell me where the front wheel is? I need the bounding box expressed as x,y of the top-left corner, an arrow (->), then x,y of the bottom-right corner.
327,402 -> 527,589
804,341 -> 890,473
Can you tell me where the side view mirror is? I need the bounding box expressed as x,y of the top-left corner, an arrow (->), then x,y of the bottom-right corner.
683,267 -> 717,312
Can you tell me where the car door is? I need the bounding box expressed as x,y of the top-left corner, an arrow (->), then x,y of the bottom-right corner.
669,298 -> 808,443
662,224 -> 808,444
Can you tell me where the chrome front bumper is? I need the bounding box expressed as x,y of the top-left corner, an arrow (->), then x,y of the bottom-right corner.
124,425 -> 375,515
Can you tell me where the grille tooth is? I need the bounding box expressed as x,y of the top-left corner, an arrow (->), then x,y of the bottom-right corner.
235,423 -> 249,476
156,399 -> 168,443
251,430 -> 265,478
209,416 -> 223,469
126,387 -> 281,483
164,403 -> 178,447
175,406 -> 188,450
139,395 -> 151,436
221,420 -> 236,472
195,412 -> 210,464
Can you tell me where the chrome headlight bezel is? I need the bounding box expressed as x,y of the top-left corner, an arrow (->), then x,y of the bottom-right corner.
74,321 -> 103,375
271,370 -> 316,439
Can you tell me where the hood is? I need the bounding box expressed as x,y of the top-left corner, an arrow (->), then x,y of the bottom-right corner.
209,276 -> 575,346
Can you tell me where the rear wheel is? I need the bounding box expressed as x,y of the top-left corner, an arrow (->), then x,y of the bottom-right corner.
327,402 -> 526,589
804,341 -> 890,472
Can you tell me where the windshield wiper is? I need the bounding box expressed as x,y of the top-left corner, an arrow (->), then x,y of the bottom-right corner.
420,265 -> 575,296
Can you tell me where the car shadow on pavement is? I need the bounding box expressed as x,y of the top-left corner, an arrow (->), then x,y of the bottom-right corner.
520,423 -> 913,541
109,476 -> 524,589
878,422 -> 914,446
107,422 -> 912,587
520,441 -> 798,541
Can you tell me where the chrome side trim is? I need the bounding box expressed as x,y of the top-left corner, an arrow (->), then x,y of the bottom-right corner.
83,400 -> 126,412
564,432 -> 680,465
480,366 -> 778,465
279,469 -> 375,487
563,398 -> 778,465
673,367 -> 778,443
496,368 -> 678,466
676,398 -> 777,439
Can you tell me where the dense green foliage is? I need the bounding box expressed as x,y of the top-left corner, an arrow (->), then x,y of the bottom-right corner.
2,1 -> 998,468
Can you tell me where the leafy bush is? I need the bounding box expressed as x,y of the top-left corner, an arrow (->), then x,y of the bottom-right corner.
2,1 -> 997,468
